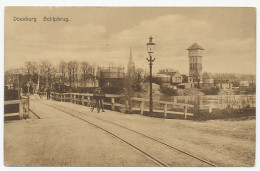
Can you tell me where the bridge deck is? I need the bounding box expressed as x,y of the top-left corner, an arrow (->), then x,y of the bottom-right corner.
4,95 -> 256,166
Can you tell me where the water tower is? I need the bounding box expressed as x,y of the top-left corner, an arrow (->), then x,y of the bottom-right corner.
187,42 -> 204,84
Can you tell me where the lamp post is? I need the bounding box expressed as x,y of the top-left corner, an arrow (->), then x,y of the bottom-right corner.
146,36 -> 156,114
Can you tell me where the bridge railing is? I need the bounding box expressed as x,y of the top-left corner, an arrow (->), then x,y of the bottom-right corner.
131,97 -> 194,119
4,97 -> 29,119
51,92 -> 194,119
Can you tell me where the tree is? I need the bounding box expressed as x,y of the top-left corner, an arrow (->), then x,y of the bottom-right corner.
125,67 -> 148,93
25,61 -> 38,75
25,61 -> 38,83
58,61 -> 67,84
80,61 -> 89,87
67,60 -> 79,87
80,61 -> 96,87
39,60 -> 54,87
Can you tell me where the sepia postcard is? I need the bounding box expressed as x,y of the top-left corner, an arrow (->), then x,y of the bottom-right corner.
3,7 -> 256,167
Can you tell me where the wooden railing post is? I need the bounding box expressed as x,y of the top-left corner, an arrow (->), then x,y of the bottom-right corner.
125,98 -> 129,113
111,97 -> 115,110
209,104 -> 212,113
184,106 -> 188,120
140,101 -> 144,115
87,96 -> 90,106
82,95 -> 84,105
19,99 -> 23,119
164,103 -> 168,118
26,98 -> 29,118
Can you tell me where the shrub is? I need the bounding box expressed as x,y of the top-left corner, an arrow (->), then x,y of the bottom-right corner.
200,87 -> 220,95
102,87 -> 123,94
161,87 -> 177,96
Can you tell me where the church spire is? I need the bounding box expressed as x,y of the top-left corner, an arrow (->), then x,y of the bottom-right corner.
127,47 -> 135,77
129,47 -> 134,65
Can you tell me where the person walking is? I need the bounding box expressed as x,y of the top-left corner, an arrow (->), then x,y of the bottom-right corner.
92,88 -> 105,113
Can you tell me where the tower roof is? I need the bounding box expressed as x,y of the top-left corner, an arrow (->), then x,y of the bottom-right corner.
187,42 -> 204,50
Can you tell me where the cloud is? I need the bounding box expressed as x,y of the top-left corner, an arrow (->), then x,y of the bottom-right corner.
5,13 -> 255,75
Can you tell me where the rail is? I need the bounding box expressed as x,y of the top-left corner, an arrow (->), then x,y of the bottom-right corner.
51,92 -> 194,119
4,97 -> 29,119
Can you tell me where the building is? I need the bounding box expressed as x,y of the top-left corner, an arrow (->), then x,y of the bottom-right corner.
201,72 -> 215,88
158,69 -> 183,84
187,42 -> 204,84
202,72 -> 214,84
240,80 -> 249,87
154,74 -> 172,88
177,75 -> 194,89
154,70 -> 184,89
214,79 -> 233,89
171,72 -> 183,84
158,68 -> 177,75
98,67 -> 125,92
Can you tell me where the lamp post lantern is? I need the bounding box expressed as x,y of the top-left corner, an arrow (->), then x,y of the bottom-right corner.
146,36 -> 156,114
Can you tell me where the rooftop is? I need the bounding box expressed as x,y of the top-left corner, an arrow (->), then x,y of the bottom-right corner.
203,72 -> 213,79
187,42 -> 204,50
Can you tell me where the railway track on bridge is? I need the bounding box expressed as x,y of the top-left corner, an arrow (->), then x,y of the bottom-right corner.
31,99 -> 217,167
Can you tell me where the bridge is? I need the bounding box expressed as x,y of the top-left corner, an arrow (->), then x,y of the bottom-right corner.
4,94 -> 255,166
51,92 -> 194,119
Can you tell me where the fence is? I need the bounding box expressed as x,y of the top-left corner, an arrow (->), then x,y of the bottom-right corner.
156,94 -> 256,113
51,92 -> 194,119
4,97 -> 29,119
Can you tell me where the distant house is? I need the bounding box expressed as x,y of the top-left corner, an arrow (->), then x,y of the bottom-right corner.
214,79 -> 233,89
240,81 -> 249,87
171,72 -> 183,84
202,73 -> 214,84
177,75 -> 193,89
154,71 -> 183,89
201,72 -> 215,88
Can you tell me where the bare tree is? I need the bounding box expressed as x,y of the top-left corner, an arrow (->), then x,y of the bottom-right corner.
132,67 -> 148,92
67,61 -> 73,87
58,61 -> 67,84
80,61 -> 89,87
67,60 -> 79,87
39,60 -> 54,87
25,61 -> 38,75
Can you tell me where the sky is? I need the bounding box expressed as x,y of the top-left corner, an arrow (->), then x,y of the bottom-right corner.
4,7 -> 256,74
